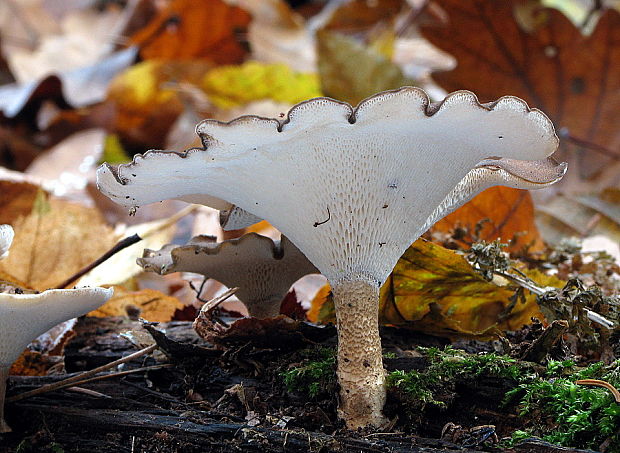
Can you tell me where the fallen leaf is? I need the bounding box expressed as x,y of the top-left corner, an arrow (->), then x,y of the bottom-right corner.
536,191 -> 620,245
90,287 -> 185,322
0,177 -> 42,225
310,239 -> 543,337
9,350 -> 64,376
106,59 -> 211,148
130,0 -> 251,64
0,47 -> 137,118
0,192 -> 116,290
432,187 -> 546,252
201,61 -> 322,109
4,5 -> 127,83
421,1 -> 620,182
25,129 -> 105,203
321,0 -> 406,34
316,29 -> 414,105
237,0 -> 316,72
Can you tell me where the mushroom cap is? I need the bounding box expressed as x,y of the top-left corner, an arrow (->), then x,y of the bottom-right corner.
0,225 -> 14,260
0,287 -> 113,366
99,87 -> 563,285
138,233 -> 318,312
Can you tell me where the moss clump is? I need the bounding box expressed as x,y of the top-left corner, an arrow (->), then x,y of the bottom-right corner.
281,347 -> 336,398
506,359 -> 620,452
387,347 -> 525,409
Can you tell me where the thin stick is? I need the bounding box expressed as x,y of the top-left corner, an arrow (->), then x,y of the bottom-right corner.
39,364 -> 173,396
7,344 -> 157,403
55,234 -> 142,289
560,129 -> 620,160
495,270 -> 615,329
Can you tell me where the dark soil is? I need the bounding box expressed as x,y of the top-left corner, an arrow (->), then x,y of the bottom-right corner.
0,317 -> 599,453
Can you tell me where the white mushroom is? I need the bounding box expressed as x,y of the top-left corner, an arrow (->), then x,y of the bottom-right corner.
0,225 -> 14,259
97,87 -> 565,429
138,233 -> 318,319
123,166 -> 260,230
0,287 -> 114,432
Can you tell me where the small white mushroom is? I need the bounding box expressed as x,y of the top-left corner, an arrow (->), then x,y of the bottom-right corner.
138,233 -> 318,319
0,225 -> 14,259
0,287 -> 114,432
97,87 -> 565,428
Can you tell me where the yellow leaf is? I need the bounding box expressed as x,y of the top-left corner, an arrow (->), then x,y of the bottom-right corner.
201,61 -> 322,109
107,59 -> 211,147
310,239 -> 543,337
90,288 -> 185,322
316,29 -> 414,106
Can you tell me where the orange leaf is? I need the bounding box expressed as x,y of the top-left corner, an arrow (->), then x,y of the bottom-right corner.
131,0 -> 251,64
432,187 -> 545,252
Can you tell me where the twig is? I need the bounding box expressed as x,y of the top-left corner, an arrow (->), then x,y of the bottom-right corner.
8,344 -> 158,403
559,128 -> 620,160
55,234 -> 142,289
198,287 -> 239,315
495,270 -> 615,329
576,379 -> 620,403
51,364 -> 172,393
395,0 -> 430,37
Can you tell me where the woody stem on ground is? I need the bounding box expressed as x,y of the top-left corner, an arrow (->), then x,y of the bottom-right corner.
0,365 -> 10,433
332,279 -> 387,429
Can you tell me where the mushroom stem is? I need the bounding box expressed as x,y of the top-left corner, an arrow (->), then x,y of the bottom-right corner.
0,365 -> 10,433
244,297 -> 283,319
332,279 -> 387,429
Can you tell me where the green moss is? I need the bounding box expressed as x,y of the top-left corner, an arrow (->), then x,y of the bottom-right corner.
281,347 -> 336,399
387,346 -> 525,410
507,359 -> 620,452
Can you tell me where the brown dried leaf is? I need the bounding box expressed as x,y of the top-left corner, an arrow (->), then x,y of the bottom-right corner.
322,0 -> 407,34
421,1 -> 620,181
130,0 -> 251,64
0,194 -> 116,290
90,288 -> 185,322
0,178 -> 41,225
